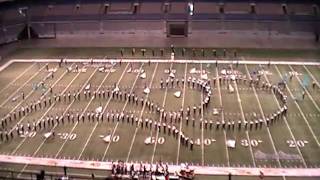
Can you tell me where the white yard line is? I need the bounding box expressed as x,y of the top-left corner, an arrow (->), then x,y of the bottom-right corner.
54,65 -> 118,158
9,58 -> 320,66
16,67 -> 99,177
303,65 -> 320,87
0,62 -> 35,94
288,65 -> 320,112
0,64 -> 47,108
230,65 -> 256,167
200,63 -> 204,166
126,62 -> 159,163
243,64 -> 286,180
2,64 -> 55,122
11,64 -> 80,155
0,60 -> 14,72
8,64 -> 74,134
274,65 -> 320,147
215,66 -> 230,167
101,63 -> 145,161
260,65 -> 307,167
77,63 -> 130,160
176,62 -> 188,164
149,63 -> 173,164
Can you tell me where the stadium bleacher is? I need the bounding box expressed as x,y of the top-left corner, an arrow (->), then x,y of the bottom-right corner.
170,2 -> 186,14
0,0 -> 318,44
194,2 -> 219,14
140,2 -> 162,14
224,2 -> 250,14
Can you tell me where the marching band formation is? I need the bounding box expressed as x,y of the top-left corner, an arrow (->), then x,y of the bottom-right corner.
0,63 -> 288,154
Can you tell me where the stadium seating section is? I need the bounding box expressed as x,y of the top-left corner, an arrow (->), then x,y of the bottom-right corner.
0,0 -> 318,44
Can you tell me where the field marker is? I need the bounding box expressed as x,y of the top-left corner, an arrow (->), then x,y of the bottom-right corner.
77,63 -> 130,159
102,63 -> 145,161
274,65 -> 320,147
175,62 -> 188,164
230,64 -> 256,167
262,65 -> 307,167
215,65 -> 230,167
244,63 -> 287,178
126,62 -> 159,163
288,65 -> 320,112
0,62 -> 35,95
0,64 -> 47,108
16,66 -> 99,177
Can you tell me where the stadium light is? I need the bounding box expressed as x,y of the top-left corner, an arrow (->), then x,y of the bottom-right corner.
188,2 -> 194,16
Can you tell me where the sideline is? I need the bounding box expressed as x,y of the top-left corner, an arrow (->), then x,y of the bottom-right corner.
3,58 -> 320,66
0,155 -> 319,177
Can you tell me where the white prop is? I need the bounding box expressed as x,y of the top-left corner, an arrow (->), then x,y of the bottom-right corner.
140,72 -> 146,79
174,91 -> 181,98
85,84 -> 91,91
95,106 -> 103,114
169,72 -> 175,78
103,135 -> 112,143
113,86 -> 119,92
98,67 -> 104,72
144,137 -> 152,145
190,68 -> 197,74
44,132 -> 52,138
143,87 -> 150,94
227,139 -> 236,148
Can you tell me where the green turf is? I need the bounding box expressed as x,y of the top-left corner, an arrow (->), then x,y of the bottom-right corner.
0,60 -> 319,179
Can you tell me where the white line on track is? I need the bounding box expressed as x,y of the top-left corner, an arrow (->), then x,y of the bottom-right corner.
215,65 -> 230,167
16,67 -> 99,177
260,64 -> 307,167
288,65 -> 320,112
0,62 -> 35,95
101,63 -> 145,161
7,64 -> 75,135
77,63 -> 130,160
274,65 -> 320,147
0,64 -> 47,108
176,62 -> 188,164
244,64 -> 286,180
230,64 -> 256,167
148,63 -> 172,164
126,62 -> 159,163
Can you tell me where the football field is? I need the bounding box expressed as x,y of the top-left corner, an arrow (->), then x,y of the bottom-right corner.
0,58 -> 319,179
